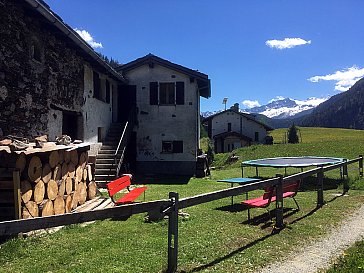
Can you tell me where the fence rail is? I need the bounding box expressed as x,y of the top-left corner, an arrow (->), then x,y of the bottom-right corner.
0,156 -> 362,273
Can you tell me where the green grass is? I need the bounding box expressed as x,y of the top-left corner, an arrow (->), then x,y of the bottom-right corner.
1,127 -> 364,272
324,241 -> 364,273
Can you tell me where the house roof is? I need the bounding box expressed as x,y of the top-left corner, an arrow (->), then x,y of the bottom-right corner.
203,109 -> 274,131
23,0 -> 126,83
213,131 -> 252,142
117,54 -> 211,98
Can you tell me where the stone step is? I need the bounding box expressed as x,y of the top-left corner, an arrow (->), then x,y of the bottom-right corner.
95,173 -> 116,180
95,164 -> 115,169
100,145 -> 118,150
95,168 -> 117,175
97,150 -> 115,154
96,154 -> 115,160
96,158 -> 115,164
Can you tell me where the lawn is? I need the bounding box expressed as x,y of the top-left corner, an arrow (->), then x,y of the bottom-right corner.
324,240 -> 364,273
1,127 -> 364,273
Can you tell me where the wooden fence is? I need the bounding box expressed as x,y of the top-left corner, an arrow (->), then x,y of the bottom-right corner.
0,156 -> 362,273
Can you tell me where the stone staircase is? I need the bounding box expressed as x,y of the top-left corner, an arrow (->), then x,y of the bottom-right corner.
94,123 -> 126,186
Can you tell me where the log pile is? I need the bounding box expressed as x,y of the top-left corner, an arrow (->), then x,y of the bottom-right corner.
14,149 -> 98,219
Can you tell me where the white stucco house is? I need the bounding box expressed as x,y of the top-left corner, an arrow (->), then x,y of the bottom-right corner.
203,104 -> 273,153
117,54 -> 211,175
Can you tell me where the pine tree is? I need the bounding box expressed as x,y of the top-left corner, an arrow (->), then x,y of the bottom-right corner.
287,124 -> 299,144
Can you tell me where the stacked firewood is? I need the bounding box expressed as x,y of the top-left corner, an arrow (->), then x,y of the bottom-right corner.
17,149 -> 97,219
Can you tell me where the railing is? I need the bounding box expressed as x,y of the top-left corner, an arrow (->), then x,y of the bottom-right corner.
114,106 -> 136,176
0,156 -> 362,273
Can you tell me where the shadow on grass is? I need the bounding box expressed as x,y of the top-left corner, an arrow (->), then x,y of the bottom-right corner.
134,174 -> 192,185
188,195 -> 342,273
299,176 -> 343,192
184,230 -> 282,273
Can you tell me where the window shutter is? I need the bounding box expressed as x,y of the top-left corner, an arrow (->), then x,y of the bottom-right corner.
176,82 -> 184,105
93,71 -> 100,99
173,141 -> 183,153
105,80 -> 110,103
150,82 -> 158,105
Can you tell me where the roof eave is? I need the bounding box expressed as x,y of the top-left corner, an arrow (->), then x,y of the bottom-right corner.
24,0 -> 126,83
118,54 -> 211,97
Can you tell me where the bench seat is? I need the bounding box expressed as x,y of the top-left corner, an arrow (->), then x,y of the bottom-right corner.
114,186 -> 147,205
107,175 -> 147,205
242,191 -> 296,208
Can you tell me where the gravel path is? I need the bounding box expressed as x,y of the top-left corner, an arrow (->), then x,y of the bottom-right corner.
256,203 -> 364,273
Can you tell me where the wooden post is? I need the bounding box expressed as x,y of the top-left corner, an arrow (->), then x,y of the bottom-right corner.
317,166 -> 324,207
343,159 -> 349,194
13,170 -> 21,219
275,174 -> 284,229
359,155 -> 363,177
167,192 -> 179,273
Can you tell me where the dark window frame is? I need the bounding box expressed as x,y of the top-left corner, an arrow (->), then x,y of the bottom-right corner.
161,140 -> 184,153
254,132 -> 259,142
149,81 -> 185,106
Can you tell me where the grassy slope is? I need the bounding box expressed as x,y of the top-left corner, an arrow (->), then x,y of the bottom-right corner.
1,127 -> 364,273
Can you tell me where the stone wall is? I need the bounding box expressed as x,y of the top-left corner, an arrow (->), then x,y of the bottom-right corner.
0,1 -> 84,138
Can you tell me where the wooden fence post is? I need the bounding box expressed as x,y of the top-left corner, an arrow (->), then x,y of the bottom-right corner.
167,192 -> 179,273
317,166 -> 324,207
342,159 -> 349,194
275,174 -> 284,229
359,155 -> 363,177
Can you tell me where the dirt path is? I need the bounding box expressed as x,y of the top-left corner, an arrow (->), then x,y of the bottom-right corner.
256,203 -> 364,273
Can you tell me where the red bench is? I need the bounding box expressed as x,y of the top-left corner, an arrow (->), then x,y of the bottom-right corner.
242,180 -> 300,221
106,175 -> 147,205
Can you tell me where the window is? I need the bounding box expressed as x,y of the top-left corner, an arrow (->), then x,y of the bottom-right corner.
30,38 -> 43,63
162,141 -> 183,153
105,80 -> 110,103
255,132 -> 259,142
150,82 -> 185,105
228,123 -> 232,132
93,71 -> 101,100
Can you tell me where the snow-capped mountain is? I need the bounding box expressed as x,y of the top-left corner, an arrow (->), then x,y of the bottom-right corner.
245,97 -> 329,119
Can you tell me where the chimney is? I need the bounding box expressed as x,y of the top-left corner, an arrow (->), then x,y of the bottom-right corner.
230,103 -> 239,113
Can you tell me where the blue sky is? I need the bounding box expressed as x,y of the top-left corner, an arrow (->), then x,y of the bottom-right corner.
44,0 -> 364,112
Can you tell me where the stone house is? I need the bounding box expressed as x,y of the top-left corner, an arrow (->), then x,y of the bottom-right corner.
0,0 -> 126,155
117,54 -> 211,175
203,104 -> 273,153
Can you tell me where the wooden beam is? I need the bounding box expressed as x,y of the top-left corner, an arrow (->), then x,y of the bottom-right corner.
359,155 -> 363,177
179,178 -> 279,209
317,167 -> 324,207
275,175 -> 284,229
0,199 -> 170,236
167,192 -> 179,273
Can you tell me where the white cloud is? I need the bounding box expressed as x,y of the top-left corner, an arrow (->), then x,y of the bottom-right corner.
308,66 -> 364,91
74,28 -> 103,49
266,38 -> 311,49
242,100 -> 261,109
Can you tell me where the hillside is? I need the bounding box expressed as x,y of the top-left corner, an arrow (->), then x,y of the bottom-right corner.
300,77 -> 364,129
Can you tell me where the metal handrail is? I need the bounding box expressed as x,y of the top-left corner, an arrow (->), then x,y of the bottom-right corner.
114,106 -> 136,176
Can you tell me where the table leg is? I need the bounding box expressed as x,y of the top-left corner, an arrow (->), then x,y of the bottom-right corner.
231,182 -> 234,206
246,192 -> 250,222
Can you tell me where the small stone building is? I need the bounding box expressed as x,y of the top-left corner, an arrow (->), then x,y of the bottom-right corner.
203,104 -> 273,153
